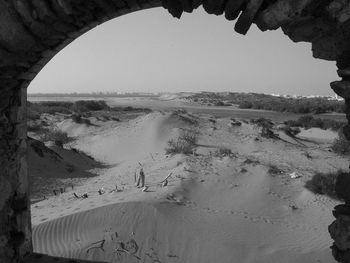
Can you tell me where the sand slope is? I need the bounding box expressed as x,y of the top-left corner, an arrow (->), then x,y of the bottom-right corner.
31,112 -> 349,263
28,137 -> 102,201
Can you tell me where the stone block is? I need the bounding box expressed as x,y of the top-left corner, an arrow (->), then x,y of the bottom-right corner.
31,0 -> 56,21
338,68 -> 350,78
328,0 -> 350,24
0,0 -> 37,51
179,0 -> 194,12
110,0 -> 128,9
331,244 -> 350,263
56,0 -> 73,15
203,0 -> 226,15
335,172 -> 350,202
256,0 -> 312,31
224,0 -> 245,21
92,0 -> 118,13
17,72 -> 37,81
283,17 -> 332,43
235,0 -> 264,35
331,80 -> 350,99
329,214 -> 350,250
333,204 -> 350,218
162,0 -> 183,18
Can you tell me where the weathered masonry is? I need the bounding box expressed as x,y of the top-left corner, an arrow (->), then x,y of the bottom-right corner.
1,0 -> 350,262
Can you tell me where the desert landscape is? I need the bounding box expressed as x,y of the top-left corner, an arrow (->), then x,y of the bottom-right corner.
25,94 -> 350,263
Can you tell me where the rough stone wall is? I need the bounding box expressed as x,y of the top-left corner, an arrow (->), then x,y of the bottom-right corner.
0,0 -> 350,262
0,1 -> 162,262
0,87 -> 30,263
329,173 -> 350,263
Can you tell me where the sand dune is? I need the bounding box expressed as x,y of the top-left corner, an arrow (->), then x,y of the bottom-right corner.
31,111 -> 348,263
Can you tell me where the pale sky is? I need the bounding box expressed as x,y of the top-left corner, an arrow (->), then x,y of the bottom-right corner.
29,7 -> 339,96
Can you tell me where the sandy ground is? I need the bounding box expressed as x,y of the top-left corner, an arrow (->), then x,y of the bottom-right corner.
31,110 -> 349,263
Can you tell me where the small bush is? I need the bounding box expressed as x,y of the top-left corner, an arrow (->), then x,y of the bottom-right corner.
240,168 -> 248,173
332,132 -> 350,155
111,117 -> 121,122
71,114 -> 91,125
180,129 -> 198,145
72,100 -> 109,113
174,109 -> 187,114
283,126 -> 301,137
166,139 -> 194,155
243,158 -> 260,165
111,106 -> 152,113
40,129 -> 74,147
251,118 -> 274,129
66,164 -> 76,173
27,108 -> 41,120
214,147 -> 234,157
215,100 -> 225,106
101,115 -> 110,121
267,165 -> 284,176
27,101 -> 73,116
27,122 -> 43,132
186,92 -> 345,114
305,170 -> 346,199
285,115 -> 346,131
166,129 -> 198,155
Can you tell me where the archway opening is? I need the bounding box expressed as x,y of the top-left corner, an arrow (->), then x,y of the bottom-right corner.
1,1 -> 350,263
26,6 -> 347,263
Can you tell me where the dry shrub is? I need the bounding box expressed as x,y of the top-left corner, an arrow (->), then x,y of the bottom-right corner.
285,115 -> 345,131
267,165 -> 284,176
305,170 -> 346,200
251,118 -> 274,129
72,100 -> 109,112
166,129 -> 198,155
332,131 -> 350,156
71,114 -> 91,125
40,129 -> 74,147
214,147 -> 234,157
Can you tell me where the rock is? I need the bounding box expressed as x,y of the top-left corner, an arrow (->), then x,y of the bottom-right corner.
343,125 -> 350,141
333,204 -> 350,218
328,0 -> 350,23
331,80 -> 350,99
162,179 -> 168,187
162,0 -> 184,18
283,17 -> 332,43
235,0 -> 264,35
276,124 -> 287,130
203,0 -> 226,15
335,172 -> 350,202
329,214 -> 350,250
179,0 -> 194,13
224,0 -> 245,21
256,0 -> 311,31
338,68 -> 350,78
229,120 -> 242,127
290,172 -> 301,179
290,204 -> 298,210
331,243 -> 350,263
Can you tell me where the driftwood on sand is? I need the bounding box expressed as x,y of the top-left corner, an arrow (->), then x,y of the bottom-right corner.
160,172 -> 173,183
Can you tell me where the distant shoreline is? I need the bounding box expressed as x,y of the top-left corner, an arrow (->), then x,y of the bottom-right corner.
28,93 -> 160,98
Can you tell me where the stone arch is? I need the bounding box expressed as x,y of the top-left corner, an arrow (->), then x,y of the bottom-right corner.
1,1 -> 350,262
